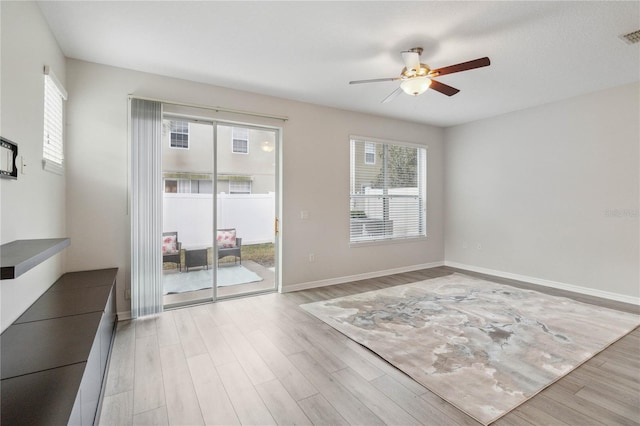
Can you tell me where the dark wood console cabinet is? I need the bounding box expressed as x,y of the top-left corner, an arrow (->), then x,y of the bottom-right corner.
1,268 -> 118,425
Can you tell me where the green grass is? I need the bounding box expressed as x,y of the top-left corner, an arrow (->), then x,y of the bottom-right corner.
240,243 -> 275,268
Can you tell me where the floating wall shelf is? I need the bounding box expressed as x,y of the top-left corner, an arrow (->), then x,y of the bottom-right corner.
0,238 -> 70,280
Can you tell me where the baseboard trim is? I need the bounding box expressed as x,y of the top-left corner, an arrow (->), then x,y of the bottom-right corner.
444,261 -> 640,306
117,310 -> 132,321
283,261 -> 445,293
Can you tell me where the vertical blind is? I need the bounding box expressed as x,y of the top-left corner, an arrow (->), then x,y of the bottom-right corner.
43,66 -> 68,174
130,98 -> 164,318
350,138 -> 427,243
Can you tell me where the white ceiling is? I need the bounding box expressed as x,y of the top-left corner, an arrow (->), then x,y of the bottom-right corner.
38,1 -> 640,127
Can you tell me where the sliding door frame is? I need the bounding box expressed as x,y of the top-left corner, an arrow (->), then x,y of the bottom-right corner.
162,111 -> 282,306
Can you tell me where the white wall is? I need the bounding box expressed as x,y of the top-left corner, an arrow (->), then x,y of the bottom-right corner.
65,60 -> 445,317
0,2 -> 67,332
444,82 -> 639,301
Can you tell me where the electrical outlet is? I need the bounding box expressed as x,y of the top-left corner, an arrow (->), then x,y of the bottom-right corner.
300,210 -> 309,220
308,253 -> 315,262
125,288 -> 131,300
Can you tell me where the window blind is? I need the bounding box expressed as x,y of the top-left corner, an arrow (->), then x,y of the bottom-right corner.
350,138 -> 427,243
43,66 -> 67,174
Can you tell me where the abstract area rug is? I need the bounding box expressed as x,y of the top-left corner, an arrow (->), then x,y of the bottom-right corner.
163,265 -> 262,294
300,273 -> 640,425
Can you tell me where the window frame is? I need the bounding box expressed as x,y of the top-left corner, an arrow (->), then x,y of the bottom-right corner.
229,180 -> 252,194
232,127 -> 249,154
169,120 -> 189,149
364,142 -> 376,165
349,136 -> 427,246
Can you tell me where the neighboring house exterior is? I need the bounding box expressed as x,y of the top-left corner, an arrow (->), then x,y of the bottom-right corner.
162,120 -> 276,195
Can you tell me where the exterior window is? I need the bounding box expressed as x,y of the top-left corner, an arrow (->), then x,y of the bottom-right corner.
364,142 -> 376,165
164,178 -> 212,194
170,120 -> 189,149
350,137 -> 427,243
229,180 -> 251,194
232,127 -> 249,154
43,66 -> 67,174
165,179 -> 178,193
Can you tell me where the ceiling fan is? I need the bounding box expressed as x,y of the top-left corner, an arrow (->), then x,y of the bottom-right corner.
349,47 -> 490,103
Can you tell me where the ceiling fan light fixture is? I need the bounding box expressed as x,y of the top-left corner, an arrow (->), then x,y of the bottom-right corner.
400,77 -> 431,96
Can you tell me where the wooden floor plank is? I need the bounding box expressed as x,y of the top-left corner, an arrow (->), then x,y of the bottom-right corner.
246,329 -> 318,401
575,385 -> 640,423
135,315 -> 157,338
155,310 -> 180,348
309,323 -> 385,381
104,320 -> 135,396
99,391 -> 133,426
370,374 -> 479,426
537,385 -> 638,426
189,305 -> 237,366
331,367 -> 422,425
289,322 -> 349,373
133,334 -> 165,415
172,308 -> 207,358
259,320 -> 306,356
218,322 -> 277,385
297,394 -> 349,426
217,362 -> 277,425
132,406 -> 169,426
255,379 -> 313,425
493,406 -> 550,426
419,390 -> 482,426
158,344 -> 204,425
289,351 -> 385,426
186,353 -> 240,426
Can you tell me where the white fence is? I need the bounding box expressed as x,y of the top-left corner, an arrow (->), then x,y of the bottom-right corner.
163,193 -> 275,247
353,187 -> 423,237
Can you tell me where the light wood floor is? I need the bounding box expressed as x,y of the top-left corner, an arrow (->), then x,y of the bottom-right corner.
98,266 -> 640,425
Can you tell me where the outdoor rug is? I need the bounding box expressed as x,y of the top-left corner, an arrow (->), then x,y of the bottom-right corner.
300,273 -> 640,425
163,265 -> 262,294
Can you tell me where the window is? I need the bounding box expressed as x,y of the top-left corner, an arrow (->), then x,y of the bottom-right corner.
43,66 -> 67,174
364,142 -> 376,165
350,137 -> 427,243
165,179 -> 178,193
232,127 -> 249,154
164,178 -> 212,194
170,120 -> 189,149
229,180 -> 251,194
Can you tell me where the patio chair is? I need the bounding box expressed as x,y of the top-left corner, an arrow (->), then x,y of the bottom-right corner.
162,231 -> 182,271
217,228 -> 242,264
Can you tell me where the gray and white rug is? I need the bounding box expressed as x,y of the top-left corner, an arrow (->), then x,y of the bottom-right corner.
163,265 -> 262,294
301,273 -> 640,425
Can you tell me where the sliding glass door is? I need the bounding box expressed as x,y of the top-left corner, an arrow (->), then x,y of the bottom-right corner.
161,116 -> 278,308
214,124 -> 277,299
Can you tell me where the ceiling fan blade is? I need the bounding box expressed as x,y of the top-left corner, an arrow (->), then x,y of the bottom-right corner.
349,77 -> 399,85
381,87 -> 403,103
429,57 -> 490,77
429,79 -> 460,96
401,51 -> 420,74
